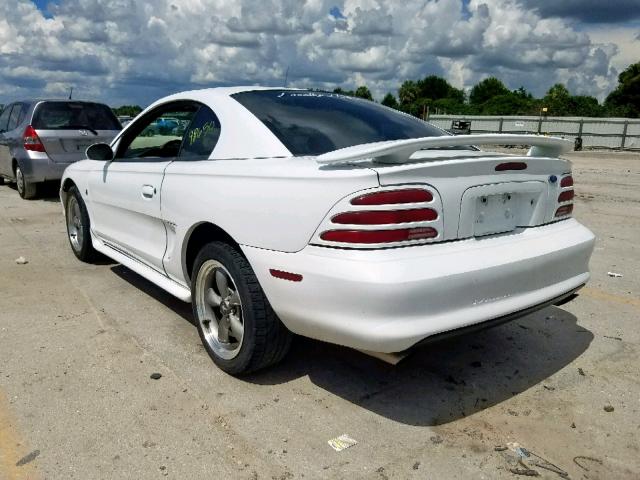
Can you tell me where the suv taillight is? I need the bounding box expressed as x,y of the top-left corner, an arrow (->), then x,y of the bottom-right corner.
23,125 -> 46,152
318,188 -> 441,247
555,174 -> 574,218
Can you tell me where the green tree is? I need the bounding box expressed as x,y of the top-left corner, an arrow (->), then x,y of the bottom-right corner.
354,86 -> 373,101
543,83 -> 572,115
398,80 -> 419,106
397,80 -> 422,116
417,75 -> 464,102
381,92 -> 399,109
570,95 -> 603,117
332,87 -> 354,96
513,86 -> 533,100
479,94 -> 536,115
469,77 -> 510,105
605,61 -> 640,117
112,105 -> 143,117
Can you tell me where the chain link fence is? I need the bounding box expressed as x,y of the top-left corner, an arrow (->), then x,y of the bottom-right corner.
428,115 -> 640,150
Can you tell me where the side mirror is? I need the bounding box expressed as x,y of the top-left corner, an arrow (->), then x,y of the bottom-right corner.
86,143 -> 114,161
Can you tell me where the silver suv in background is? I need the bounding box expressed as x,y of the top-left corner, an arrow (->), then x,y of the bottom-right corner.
0,100 -> 121,198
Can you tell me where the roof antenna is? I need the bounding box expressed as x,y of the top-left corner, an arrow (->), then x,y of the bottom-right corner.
68,87 -> 73,100
283,66 -> 289,87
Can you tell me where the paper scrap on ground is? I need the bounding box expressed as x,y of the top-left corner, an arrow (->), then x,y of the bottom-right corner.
328,434 -> 357,452
607,272 -> 623,278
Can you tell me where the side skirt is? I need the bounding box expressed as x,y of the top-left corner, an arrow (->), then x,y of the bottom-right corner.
92,233 -> 192,302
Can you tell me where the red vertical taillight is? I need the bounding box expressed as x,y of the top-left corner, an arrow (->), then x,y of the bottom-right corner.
23,125 -> 46,152
555,174 -> 574,218
560,176 -> 573,188
350,189 -> 433,205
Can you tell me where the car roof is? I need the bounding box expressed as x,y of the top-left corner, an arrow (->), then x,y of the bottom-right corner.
11,99 -> 108,104
175,86 -> 301,97
151,86 -> 305,106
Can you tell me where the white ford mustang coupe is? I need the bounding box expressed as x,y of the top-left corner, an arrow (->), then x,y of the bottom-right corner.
60,87 -> 595,374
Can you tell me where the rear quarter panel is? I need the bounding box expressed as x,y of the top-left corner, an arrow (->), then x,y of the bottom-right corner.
160,157 -> 379,284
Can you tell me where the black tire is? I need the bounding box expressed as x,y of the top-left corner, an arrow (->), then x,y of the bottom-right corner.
0,176 -> 5,186
15,164 -> 37,199
192,242 -> 292,375
65,186 -> 99,262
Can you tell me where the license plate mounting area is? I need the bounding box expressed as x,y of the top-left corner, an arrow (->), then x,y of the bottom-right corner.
458,181 -> 547,238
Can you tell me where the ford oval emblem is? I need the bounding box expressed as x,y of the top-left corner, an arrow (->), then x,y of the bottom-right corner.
549,175 -> 557,183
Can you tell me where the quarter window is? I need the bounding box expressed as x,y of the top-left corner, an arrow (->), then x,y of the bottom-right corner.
0,104 -> 14,132
179,106 -> 221,158
7,103 -> 25,131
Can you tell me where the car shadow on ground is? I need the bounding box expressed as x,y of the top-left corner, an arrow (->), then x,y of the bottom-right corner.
3,181 -> 62,202
37,181 -> 63,201
248,307 -> 593,426
110,265 -> 195,325
110,264 -> 593,426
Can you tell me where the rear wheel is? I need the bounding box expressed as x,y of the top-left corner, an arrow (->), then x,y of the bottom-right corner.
65,186 -> 98,262
15,165 -> 37,199
192,242 -> 292,375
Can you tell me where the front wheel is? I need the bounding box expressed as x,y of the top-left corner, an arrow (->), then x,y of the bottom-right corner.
65,186 -> 98,262
192,242 -> 292,375
15,165 -> 37,199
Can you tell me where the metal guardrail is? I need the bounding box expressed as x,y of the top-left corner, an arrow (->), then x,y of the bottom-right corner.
428,115 -> 640,150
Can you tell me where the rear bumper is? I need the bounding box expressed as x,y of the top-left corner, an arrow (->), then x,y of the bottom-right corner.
17,151 -> 71,182
243,218 -> 595,353
407,284 -> 583,351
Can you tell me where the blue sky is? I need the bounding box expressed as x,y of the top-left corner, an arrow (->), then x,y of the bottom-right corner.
31,0 -> 57,18
2,0 -> 638,106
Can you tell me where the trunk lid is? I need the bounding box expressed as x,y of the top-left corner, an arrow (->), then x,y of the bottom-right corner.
371,150 -> 571,240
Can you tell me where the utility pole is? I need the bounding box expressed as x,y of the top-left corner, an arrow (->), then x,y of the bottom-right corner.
68,87 -> 73,100
283,66 -> 289,88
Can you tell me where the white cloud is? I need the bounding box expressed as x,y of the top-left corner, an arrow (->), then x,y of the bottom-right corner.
0,0 -> 629,105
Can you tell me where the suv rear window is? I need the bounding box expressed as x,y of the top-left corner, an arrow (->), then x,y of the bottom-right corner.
231,90 -> 446,156
33,102 -> 121,130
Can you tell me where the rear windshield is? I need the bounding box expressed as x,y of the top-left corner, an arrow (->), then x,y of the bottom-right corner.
231,90 -> 446,156
33,102 -> 121,130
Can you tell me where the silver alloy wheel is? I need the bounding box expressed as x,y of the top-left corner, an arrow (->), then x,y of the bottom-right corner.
195,260 -> 244,360
66,196 -> 84,252
16,167 -> 24,196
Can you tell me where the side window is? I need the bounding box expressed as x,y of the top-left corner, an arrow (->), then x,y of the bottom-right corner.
117,103 -> 198,159
16,103 -> 27,126
0,104 -> 14,132
178,106 -> 221,158
7,103 -> 24,131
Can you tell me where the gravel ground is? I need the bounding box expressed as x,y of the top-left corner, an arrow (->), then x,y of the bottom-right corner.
0,151 -> 638,479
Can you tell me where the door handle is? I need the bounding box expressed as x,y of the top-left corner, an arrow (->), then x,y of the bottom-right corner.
142,184 -> 156,199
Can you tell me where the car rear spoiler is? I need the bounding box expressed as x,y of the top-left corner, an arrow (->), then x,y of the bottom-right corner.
315,134 -> 573,165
